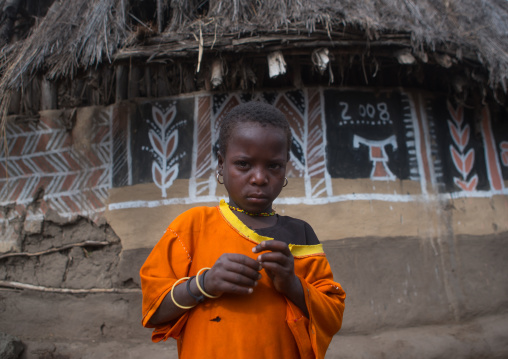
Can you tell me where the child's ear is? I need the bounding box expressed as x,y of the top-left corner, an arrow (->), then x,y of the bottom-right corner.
217,151 -> 224,174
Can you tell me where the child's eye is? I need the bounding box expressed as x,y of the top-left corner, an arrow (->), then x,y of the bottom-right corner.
235,161 -> 249,169
269,163 -> 282,170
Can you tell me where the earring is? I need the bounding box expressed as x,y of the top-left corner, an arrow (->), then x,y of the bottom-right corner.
283,177 -> 288,187
216,172 -> 224,185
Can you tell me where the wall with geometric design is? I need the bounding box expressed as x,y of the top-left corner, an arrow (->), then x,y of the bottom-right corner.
1,87 -> 507,252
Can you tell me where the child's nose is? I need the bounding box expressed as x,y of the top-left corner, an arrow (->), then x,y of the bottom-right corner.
250,168 -> 268,185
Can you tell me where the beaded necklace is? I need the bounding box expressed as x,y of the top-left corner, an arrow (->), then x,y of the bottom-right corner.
228,204 -> 275,217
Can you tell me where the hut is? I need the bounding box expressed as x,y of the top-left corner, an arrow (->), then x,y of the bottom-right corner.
0,0 -> 507,358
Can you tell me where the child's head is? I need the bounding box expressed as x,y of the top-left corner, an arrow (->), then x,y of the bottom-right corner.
217,101 -> 291,213
218,101 -> 291,160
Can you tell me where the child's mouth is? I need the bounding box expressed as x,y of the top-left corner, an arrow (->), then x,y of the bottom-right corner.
246,195 -> 268,204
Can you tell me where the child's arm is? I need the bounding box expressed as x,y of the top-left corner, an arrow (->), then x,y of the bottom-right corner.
252,240 -> 309,317
148,275 -> 200,325
254,240 -> 345,358
148,253 -> 262,325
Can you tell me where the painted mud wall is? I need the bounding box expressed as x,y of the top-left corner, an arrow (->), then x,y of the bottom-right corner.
1,87 -> 507,342
2,88 -> 507,246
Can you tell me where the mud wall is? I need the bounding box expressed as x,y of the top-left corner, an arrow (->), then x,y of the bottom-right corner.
1,87 -> 507,354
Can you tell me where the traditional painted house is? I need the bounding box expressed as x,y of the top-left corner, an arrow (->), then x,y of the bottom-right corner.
0,0 -> 507,357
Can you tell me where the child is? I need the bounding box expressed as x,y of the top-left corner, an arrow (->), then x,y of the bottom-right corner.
140,101 -> 345,359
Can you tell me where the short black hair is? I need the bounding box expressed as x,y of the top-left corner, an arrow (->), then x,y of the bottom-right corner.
218,101 -> 292,158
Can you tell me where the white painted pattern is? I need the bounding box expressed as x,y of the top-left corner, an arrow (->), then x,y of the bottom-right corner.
106,91 -> 507,212
353,135 -> 398,181
2,91 -> 506,221
447,102 -> 478,192
107,188 -> 508,211
401,95 -> 421,182
306,88 -> 332,198
190,96 -> 215,198
0,108 -> 112,219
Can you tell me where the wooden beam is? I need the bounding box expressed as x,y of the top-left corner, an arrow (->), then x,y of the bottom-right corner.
40,78 -> 57,110
157,0 -> 163,33
115,65 -> 128,102
128,65 -> 141,99
7,90 -> 21,114
144,67 -> 152,97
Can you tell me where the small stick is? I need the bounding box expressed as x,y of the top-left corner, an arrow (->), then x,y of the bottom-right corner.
0,241 -> 110,260
0,280 -> 140,294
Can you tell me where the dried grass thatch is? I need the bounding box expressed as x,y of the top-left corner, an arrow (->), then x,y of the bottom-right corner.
0,0 -> 126,84
161,0 -> 508,89
0,0 -> 507,129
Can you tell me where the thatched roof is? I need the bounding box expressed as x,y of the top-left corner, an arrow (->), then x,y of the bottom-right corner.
1,0 -> 507,124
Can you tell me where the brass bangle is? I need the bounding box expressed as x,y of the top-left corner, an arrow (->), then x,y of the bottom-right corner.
196,267 -> 220,299
170,277 -> 196,310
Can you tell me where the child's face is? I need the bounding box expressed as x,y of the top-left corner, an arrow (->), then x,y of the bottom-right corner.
218,122 -> 288,214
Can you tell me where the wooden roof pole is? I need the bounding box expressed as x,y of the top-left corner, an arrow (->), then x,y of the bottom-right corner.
157,0 -> 163,33
0,0 -> 22,47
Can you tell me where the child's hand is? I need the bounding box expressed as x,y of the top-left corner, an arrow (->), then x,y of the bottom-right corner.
252,240 -> 300,297
205,253 -> 263,296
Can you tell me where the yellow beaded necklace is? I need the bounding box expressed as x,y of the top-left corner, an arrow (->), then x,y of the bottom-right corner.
228,204 -> 276,217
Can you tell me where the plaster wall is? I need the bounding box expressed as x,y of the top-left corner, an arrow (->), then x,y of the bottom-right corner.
1,87 -> 507,349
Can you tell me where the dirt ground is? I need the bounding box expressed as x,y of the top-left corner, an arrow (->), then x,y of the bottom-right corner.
1,280 -> 507,359
8,311 -> 508,359
2,212 -> 508,358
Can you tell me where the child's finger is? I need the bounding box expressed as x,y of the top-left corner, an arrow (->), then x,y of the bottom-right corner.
259,260 -> 286,274
218,281 -> 256,295
221,270 -> 260,287
219,259 -> 262,281
212,254 -> 262,280
207,267 -> 259,296
256,251 -> 288,265
252,240 -> 291,255
227,253 -> 263,270
206,253 -> 263,295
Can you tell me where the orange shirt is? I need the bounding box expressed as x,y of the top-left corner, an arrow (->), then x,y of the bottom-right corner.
140,200 -> 345,359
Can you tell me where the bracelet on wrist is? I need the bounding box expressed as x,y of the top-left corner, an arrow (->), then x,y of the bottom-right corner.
171,277 -> 196,310
196,267 -> 220,299
186,276 -> 205,303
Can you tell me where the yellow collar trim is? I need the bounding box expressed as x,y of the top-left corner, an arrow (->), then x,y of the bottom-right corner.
288,243 -> 325,258
219,199 -> 273,244
218,200 -> 325,258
